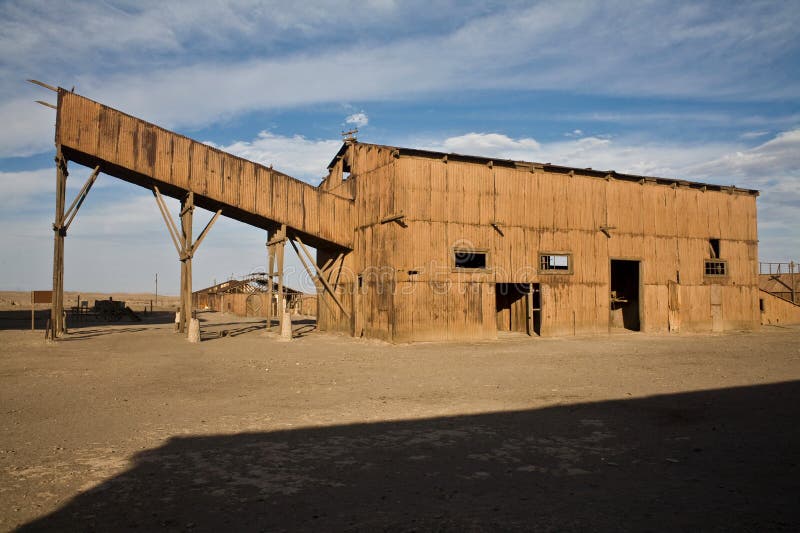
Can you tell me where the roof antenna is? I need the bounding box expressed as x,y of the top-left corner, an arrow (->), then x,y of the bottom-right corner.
341,128 -> 358,143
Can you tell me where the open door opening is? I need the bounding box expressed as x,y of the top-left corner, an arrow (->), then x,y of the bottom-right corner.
496,283 -> 539,335
610,260 -> 640,331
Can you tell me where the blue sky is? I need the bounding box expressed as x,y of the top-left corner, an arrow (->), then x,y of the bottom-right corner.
1,0 -> 798,293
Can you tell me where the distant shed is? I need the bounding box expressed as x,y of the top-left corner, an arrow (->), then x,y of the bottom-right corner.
193,277 -> 316,318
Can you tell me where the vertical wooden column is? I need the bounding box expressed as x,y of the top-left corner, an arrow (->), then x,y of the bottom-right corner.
51,147 -> 68,337
266,231 -> 275,330
179,192 -> 194,334
277,224 -> 287,332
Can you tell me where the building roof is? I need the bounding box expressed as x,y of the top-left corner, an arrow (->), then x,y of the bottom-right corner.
194,275 -> 310,296
327,141 -> 759,196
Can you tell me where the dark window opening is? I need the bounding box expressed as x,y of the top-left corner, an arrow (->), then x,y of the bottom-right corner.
709,239 -> 720,259
342,159 -> 352,181
704,259 -> 727,276
539,254 -> 571,273
759,298 -> 765,312
454,250 -> 487,269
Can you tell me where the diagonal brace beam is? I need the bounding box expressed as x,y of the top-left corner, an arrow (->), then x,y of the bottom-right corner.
293,236 -> 350,318
191,209 -> 222,257
152,186 -> 183,256
61,165 -> 101,232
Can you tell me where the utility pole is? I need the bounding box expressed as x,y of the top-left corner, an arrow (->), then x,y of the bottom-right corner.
155,273 -> 158,306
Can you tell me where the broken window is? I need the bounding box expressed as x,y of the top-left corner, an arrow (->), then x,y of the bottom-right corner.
454,249 -> 487,269
709,239 -> 721,259
704,259 -> 727,276
539,254 -> 571,273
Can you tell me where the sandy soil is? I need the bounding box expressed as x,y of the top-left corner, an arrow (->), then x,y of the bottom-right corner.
1,313 -> 799,531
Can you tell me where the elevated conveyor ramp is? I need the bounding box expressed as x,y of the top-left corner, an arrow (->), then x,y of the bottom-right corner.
55,89 -> 353,250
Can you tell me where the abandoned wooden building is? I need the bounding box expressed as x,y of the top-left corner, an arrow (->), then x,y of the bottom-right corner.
193,275 -> 316,318
44,85 -> 764,342
315,142 -> 761,341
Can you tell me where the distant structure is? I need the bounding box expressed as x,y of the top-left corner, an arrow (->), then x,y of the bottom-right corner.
41,85 -> 788,342
193,274 -> 316,318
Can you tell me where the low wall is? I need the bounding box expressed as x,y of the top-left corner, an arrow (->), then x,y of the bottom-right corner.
759,290 -> 800,325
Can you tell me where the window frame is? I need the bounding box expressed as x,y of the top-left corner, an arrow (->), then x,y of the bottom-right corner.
538,252 -> 573,275
703,259 -> 728,277
451,247 -> 490,271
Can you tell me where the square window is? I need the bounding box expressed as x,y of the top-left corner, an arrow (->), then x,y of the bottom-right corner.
704,259 -> 727,276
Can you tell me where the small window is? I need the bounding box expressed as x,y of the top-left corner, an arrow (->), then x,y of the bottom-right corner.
709,239 -> 721,259
704,259 -> 727,276
454,249 -> 487,269
539,253 -> 571,273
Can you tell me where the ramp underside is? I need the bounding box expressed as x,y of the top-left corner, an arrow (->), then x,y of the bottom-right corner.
55,90 -> 353,250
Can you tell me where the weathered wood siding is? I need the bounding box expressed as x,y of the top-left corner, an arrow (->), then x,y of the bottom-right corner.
317,144 -> 760,341
56,90 -> 353,249
759,290 -> 800,325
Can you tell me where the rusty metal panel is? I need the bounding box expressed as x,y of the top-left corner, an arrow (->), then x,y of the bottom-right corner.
135,123 -> 157,176
239,160 -> 256,213
97,106 -> 120,162
223,155 -> 242,208
154,129 -> 173,183
171,136 -> 191,190
76,97 -> 100,154
31,290 -> 53,304
190,142 -> 209,196
116,113 -> 138,170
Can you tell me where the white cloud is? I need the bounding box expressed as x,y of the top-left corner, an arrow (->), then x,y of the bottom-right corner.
210,132 -> 341,182
3,1 -> 799,158
345,112 -> 369,128
0,166 -> 99,209
437,133 -> 540,158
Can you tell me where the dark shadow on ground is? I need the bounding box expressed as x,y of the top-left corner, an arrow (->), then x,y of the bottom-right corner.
0,310 -> 176,331
19,381 -> 800,532
200,317 -> 317,341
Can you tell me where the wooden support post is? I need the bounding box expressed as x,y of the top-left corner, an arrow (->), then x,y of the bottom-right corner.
51,148 -> 68,338
266,233 -> 275,330
277,224 -> 286,332
180,192 -> 194,334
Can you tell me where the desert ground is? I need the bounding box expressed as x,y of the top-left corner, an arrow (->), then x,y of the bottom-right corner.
0,298 -> 799,532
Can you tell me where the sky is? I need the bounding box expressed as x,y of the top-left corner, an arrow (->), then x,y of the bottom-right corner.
1,0 -> 798,294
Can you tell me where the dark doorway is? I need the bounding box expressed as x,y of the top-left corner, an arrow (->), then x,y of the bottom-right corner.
610,260 -> 640,331
530,283 -> 541,336
496,283 -> 539,335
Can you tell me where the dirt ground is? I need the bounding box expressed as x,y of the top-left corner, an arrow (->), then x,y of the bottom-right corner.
0,310 -> 799,532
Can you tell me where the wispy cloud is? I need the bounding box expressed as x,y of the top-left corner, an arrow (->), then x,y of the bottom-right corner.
209,132 -> 341,182
345,112 -> 369,128
4,1 -> 799,158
